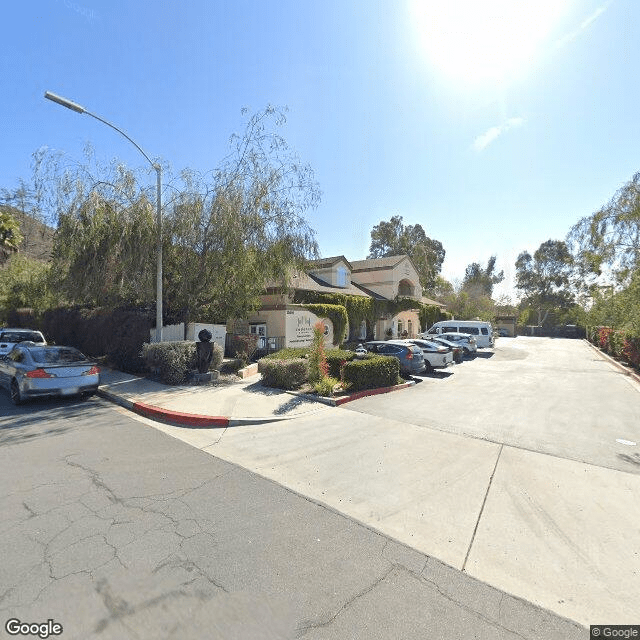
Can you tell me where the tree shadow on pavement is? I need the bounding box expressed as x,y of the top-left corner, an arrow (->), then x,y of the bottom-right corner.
0,395 -> 108,447
272,395 -> 318,415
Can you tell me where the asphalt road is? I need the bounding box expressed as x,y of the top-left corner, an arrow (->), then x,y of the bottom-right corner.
0,393 -> 585,640
346,336 -> 640,474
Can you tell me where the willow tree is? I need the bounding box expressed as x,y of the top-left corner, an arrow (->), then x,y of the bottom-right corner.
44,106 -> 320,322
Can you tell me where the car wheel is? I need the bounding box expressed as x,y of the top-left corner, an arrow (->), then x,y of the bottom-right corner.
424,361 -> 434,374
10,379 -> 23,406
463,348 -> 470,356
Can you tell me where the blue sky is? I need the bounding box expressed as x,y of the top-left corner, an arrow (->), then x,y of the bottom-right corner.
2,0 -> 639,301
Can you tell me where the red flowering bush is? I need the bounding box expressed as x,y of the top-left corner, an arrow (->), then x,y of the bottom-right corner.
598,327 -> 614,352
622,335 -> 640,368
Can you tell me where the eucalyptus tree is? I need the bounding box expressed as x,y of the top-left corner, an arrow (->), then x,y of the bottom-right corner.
367,215 -> 445,291
461,255 -> 504,298
568,172 -> 640,286
515,239 -> 575,326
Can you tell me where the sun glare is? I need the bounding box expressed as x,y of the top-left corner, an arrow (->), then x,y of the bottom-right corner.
410,0 -> 570,87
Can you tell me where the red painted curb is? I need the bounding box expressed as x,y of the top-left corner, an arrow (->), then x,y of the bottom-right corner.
132,401 -> 229,427
333,381 -> 414,406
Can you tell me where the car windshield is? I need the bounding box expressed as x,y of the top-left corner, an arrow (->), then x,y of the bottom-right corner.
29,347 -> 87,364
1,331 -> 44,343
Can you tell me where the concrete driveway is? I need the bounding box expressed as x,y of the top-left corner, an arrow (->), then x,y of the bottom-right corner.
131,338 -> 640,628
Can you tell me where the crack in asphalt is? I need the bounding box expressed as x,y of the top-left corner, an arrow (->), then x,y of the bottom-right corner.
418,570 -> 530,640
1,456 -> 231,618
297,565 -> 395,634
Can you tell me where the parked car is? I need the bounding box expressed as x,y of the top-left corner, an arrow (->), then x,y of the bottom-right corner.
423,320 -> 494,348
362,340 -> 426,376
0,343 -> 100,405
497,328 -> 511,337
354,344 -> 369,359
0,328 -> 47,356
408,339 -> 454,372
422,331 -> 477,356
430,337 -> 464,364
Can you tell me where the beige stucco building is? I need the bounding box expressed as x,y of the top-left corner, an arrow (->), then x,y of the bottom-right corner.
234,255 -> 445,351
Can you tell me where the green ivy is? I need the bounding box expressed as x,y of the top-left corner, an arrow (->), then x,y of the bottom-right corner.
294,290 -> 447,335
301,303 -> 348,345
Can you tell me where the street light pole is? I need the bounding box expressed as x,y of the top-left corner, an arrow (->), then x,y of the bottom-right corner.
44,91 -> 163,342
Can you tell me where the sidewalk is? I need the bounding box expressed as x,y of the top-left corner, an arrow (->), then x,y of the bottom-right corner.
97,367 -> 332,427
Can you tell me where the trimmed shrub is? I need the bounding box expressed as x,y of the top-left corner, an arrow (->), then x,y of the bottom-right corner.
263,347 -> 309,360
325,349 -> 356,379
258,358 -> 308,390
341,355 -> 399,392
142,341 -> 197,385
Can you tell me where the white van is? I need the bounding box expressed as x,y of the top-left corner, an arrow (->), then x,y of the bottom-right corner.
422,320 -> 495,348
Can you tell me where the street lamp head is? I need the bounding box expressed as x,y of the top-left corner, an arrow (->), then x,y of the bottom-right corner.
44,91 -> 86,114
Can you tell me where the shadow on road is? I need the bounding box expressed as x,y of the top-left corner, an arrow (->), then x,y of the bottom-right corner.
0,394 -> 107,446
472,351 -> 495,359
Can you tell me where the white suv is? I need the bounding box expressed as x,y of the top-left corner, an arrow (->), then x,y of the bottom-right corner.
0,329 -> 47,357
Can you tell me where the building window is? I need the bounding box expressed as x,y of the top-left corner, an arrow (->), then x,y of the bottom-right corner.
337,267 -> 347,287
407,320 -> 412,337
397,320 -> 403,336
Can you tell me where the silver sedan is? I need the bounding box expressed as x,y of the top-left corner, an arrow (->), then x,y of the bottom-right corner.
0,343 -> 100,405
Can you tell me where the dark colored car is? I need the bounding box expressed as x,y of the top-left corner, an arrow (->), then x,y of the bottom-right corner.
362,340 -> 426,376
0,343 -> 100,405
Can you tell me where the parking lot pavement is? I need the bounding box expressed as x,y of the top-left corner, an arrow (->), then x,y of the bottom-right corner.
136,337 -> 640,627
345,337 -> 640,474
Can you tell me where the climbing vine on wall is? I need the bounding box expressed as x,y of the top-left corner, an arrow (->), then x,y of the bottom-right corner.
294,290 -> 447,337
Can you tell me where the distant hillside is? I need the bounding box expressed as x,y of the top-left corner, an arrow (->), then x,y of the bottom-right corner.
0,205 -> 55,262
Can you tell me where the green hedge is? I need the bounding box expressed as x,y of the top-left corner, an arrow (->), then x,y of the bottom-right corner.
258,358 -> 308,389
263,347 -> 357,380
341,355 -> 399,392
262,347 -> 309,360
325,349 -> 356,378
141,341 -> 223,384
142,341 -> 197,385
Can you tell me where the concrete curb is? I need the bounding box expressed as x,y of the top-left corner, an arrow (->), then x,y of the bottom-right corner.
583,338 -> 640,386
283,379 -> 417,407
98,377 -> 416,428
97,388 -> 229,427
